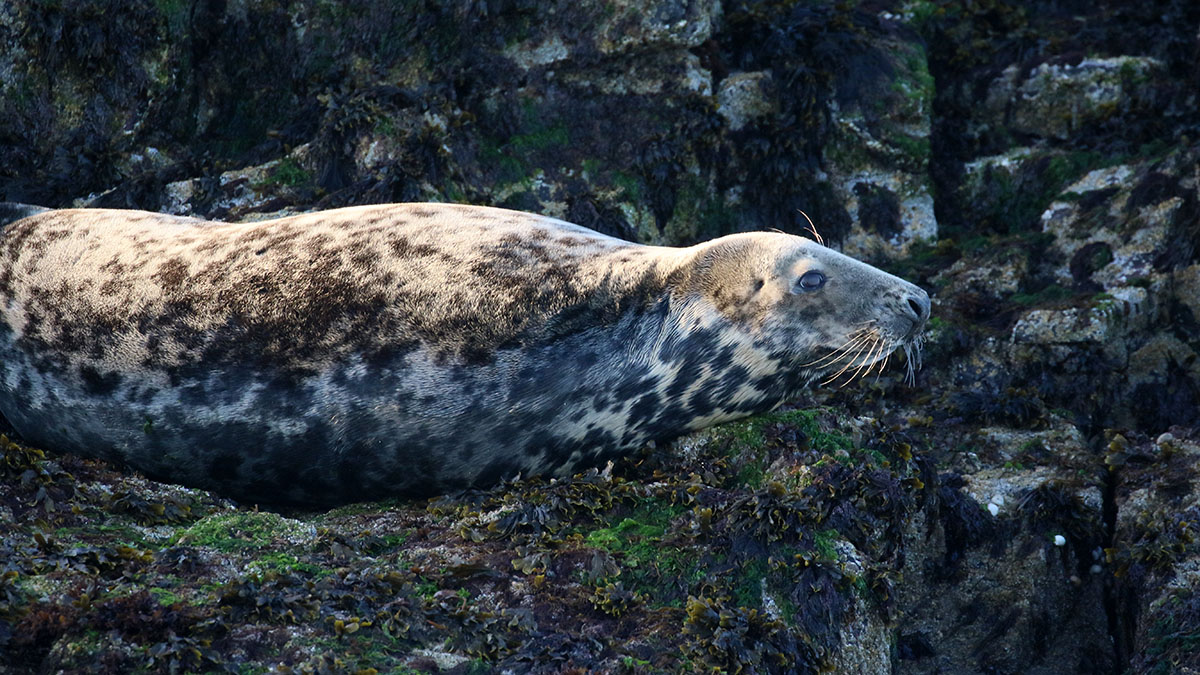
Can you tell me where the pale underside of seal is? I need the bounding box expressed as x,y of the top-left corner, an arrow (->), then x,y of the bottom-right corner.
0,203 -> 929,505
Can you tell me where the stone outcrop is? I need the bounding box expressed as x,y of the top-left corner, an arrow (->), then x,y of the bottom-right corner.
1,0 -> 1199,673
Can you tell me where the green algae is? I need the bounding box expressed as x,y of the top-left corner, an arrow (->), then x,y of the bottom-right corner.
175,512 -> 312,553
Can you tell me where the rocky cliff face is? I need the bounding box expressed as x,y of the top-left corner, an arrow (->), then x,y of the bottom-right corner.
1,1 -> 1199,673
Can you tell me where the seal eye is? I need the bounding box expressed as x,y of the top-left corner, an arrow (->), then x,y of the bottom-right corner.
797,270 -> 826,292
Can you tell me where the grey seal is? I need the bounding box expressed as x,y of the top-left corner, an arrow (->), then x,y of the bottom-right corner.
0,202 -> 929,505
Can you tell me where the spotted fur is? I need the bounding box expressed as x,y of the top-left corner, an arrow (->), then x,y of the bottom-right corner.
0,203 -> 929,505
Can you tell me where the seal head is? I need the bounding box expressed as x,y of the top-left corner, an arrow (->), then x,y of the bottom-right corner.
0,203 -> 927,504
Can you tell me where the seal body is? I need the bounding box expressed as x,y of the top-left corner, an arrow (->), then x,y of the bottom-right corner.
0,203 -> 928,505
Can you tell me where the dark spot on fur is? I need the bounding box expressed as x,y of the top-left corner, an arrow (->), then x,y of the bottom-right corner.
351,246 -> 381,267
389,237 -> 439,258
612,374 -> 660,405
627,392 -> 660,427
688,389 -> 716,419
79,364 -> 122,395
592,393 -> 614,412
524,432 -> 555,456
98,278 -> 130,296
153,258 -> 189,290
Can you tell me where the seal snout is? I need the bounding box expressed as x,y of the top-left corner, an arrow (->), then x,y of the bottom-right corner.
900,289 -> 931,338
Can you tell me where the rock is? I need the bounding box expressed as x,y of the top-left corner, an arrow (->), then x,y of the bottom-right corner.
894,418 -> 1112,675
1012,287 -> 1150,345
716,71 -> 774,131
985,56 -> 1165,140
933,251 -> 1028,302
825,541 -> 891,674
595,0 -> 719,54
1039,161 -> 1177,290
161,145 -> 317,219
3,1 -> 1200,672
822,34 -> 936,258
505,36 -> 571,71
1111,429 -> 1200,674
1176,264 -> 1200,322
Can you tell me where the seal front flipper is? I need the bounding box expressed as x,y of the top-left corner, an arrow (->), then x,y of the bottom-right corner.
0,203 -> 50,230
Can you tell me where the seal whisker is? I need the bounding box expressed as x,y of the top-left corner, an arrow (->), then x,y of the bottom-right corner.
813,339 -> 866,383
807,342 -> 865,374
865,337 -> 888,378
902,341 -> 923,385
873,348 -> 893,384
797,209 -> 824,246
801,332 -> 871,368
843,336 -> 881,386
852,336 -> 887,384
845,339 -> 876,384
823,333 -> 876,386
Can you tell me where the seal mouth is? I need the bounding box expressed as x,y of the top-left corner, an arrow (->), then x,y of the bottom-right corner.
802,321 -> 925,387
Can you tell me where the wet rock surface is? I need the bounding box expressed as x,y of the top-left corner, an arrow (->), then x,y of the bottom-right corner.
2,0 -> 1200,673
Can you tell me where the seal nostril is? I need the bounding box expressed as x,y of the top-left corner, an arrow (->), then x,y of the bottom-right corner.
906,294 -> 930,323
907,297 -> 922,318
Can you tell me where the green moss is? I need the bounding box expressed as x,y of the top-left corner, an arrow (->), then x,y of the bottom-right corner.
320,499 -> 405,519
414,580 -> 438,600
148,587 -> 181,607
1010,284 -> 1076,306
580,158 -> 602,177
891,133 -> 931,165
737,460 -> 768,489
611,170 -> 642,201
903,44 -> 935,98
905,0 -> 942,32
1143,590 -> 1200,674
703,408 -> 858,486
480,138 -> 531,185
266,158 -> 312,189
481,99 -> 572,186
963,150 -> 1107,237
584,503 -> 679,559
958,234 -> 991,253
247,552 -> 328,577
507,123 -> 569,155
582,501 -> 702,607
374,115 -> 400,139
54,522 -> 152,549
813,529 -> 840,560
442,181 -> 468,203
731,557 -> 769,609
824,129 -> 874,171
175,512 -> 310,553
